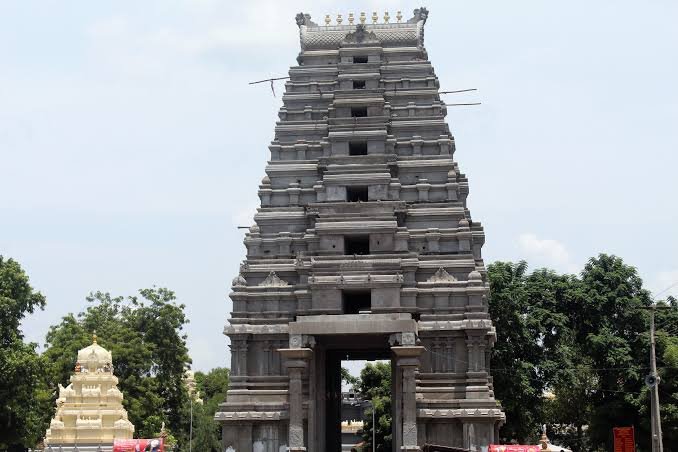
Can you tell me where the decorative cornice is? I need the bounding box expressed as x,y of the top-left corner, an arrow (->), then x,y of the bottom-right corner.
343,24 -> 378,44
426,267 -> 457,284
417,319 -> 494,331
224,324 -> 289,335
215,410 -> 288,421
231,274 -> 247,287
259,271 -> 289,287
296,8 -> 429,51
418,408 -> 505,420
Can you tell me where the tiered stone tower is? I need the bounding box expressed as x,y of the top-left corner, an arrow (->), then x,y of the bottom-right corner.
217,8 -> 505,452
45,334 -> 134,450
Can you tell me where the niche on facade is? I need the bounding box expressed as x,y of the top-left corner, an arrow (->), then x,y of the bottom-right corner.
353,55 -> 368,64
342,290 -> 371,314
344,235 -> 370,255
349,141 -> 368,156
352,80 -> 366,90
347,186 -> 368,202
351,107 -> 368,117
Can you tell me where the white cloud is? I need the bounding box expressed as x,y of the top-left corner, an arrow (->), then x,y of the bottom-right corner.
517,233 -> 579,273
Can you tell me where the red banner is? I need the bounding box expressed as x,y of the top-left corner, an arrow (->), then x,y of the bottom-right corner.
613,426 -> 635,452
489,446 -> 541,452
113,438 -> 164,452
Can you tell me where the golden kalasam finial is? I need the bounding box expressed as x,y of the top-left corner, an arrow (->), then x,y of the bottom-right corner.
92,330 -> 97,344
325,14 -> 331,26
396,11 -> 403,22
348,13 -> 354,25
360,12 -> 366,24
384,11 -> 390,23
372,12 -> 378,24
337,13 -> 343,25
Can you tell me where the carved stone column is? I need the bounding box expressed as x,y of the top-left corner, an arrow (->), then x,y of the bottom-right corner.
279,339 -> 313,452
230,338 -> 248,376
391,332 -> 425,452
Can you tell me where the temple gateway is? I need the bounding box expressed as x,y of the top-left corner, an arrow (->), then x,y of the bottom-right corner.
217,8 -> 505,451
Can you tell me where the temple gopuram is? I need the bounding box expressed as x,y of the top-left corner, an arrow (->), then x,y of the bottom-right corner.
217,7 -> 505,451
44,333 -> 134,451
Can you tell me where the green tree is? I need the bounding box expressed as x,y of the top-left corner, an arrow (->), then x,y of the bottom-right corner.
577,255 -> 653,451
341,366 -> 359,389
543,358 -> 597,451
357,362 -> 392,451
192,367 -> 230,451
0,255 -> 49,451
488,255 -> 677,452
488,261 -> 577,443
42,288 -> 192,446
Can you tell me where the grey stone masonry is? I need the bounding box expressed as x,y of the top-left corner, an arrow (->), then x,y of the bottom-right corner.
217,7 -> 505,452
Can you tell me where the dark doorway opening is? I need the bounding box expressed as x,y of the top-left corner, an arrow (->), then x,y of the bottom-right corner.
353,80 -> 366,90
349,141 -> 368,156
351,107 -> 368,118
345,236 -> 370,255
353,55 -> 369,64
322,344 -> 393,452
343,290 -> 371,314
347,186 -> 368,202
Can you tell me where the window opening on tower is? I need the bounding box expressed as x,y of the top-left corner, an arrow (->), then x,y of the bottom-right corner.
349,141 -> 368,156
351,107 -> 368,118
345,236 -> 370,255
353,55 -> 368,64
342,290 -> 371,314
347,186 -> 368,202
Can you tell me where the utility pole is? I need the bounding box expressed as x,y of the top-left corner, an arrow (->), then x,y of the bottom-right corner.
189,396 -> 193,452
643,305 -> 669,452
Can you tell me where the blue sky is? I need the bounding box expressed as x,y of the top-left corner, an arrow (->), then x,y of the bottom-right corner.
1,0 -> 677,372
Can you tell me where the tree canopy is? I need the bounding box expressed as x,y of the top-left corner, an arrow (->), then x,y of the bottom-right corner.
4,251 -> 677,452
488,254 -> 677,451
0,255 -> 49,451
356,361 -> 392,451
191,367 -> 230,451
42,288 -> 193,446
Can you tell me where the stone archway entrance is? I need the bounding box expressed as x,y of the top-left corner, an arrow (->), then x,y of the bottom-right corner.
321,343 -> 391,450
279,313 -> 424,452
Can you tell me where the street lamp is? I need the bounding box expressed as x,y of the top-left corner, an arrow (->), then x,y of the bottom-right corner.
371,399 -> 375,452
350,398 -> 376,452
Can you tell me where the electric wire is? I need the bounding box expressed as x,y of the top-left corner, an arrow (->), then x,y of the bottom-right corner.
653,280 -> 678,299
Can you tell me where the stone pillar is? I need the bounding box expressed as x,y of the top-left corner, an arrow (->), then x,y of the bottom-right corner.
401,365 -> 418,450
416,179 -> 431,202
445,338 -> 454,372
411,136 -> 423,156
391,334 -> 425,452
279,346 -> 312,452
425,228 -> 441,253
231,338 -> 248,376
288,366 -> 305,451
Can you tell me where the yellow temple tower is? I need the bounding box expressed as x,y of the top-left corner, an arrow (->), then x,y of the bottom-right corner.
45,333 -> 135,448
